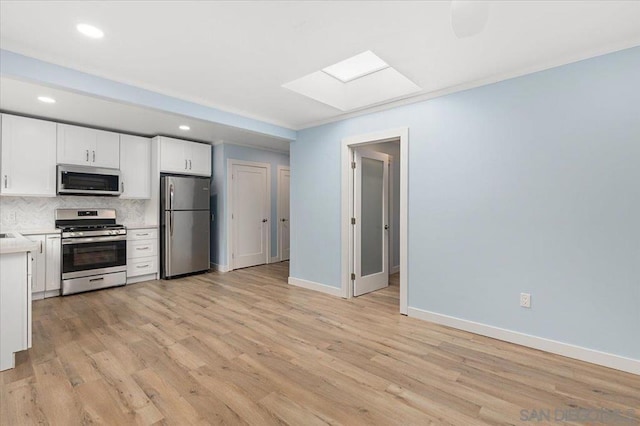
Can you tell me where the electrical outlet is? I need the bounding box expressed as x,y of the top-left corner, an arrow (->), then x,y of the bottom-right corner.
520,293 -> 531,308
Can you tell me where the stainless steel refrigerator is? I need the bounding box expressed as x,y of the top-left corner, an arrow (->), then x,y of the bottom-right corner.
160,175 -> 210,278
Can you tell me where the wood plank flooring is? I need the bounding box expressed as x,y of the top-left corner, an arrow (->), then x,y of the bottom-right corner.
1,263 -> 638,425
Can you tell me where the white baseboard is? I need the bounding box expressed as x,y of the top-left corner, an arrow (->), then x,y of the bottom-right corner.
407,307 -> 639,376
288,277 -> 343,298
390,265 -> 400,275
210,262 -> 229,273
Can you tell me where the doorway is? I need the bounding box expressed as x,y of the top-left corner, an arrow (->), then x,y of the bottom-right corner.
227,159 -> 271,270
341,128 -> 408,314
277,166 -> 291,261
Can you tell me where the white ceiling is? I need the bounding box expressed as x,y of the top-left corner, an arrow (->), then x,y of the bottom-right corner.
0,77 -> 291,152
1,1 -> 640,130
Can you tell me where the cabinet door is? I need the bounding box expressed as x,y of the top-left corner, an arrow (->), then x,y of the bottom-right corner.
159,137 -> 188,174
189,142 -> 212,177
1,114 -> 57,196
0,252 -> 29,370
26,235 -> 46,297
93,130 -> 120,168
45,235 -> 61,295
57,124 -> 94,166
120,135 -> 151,199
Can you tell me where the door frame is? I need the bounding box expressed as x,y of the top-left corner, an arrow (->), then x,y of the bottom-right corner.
387,155 -> 399,275
277,165 -> 291,262
226,159 -> 271,271
341,127 -> 409,314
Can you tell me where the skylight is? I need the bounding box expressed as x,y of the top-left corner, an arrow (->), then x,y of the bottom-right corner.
283,50 -> 421,112
322,51 -> 389,83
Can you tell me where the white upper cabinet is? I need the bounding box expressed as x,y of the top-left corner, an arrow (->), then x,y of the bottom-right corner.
159,137 -> 188,174
189,142 -> 212,176
159,137 -> 211,177
57,123 -> 120,169
120,134 -> 151,199
1,114 -> 57,197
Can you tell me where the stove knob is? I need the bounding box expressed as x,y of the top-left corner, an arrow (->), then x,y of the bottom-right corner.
78,232 -> 84,236
69,232 -> 76,237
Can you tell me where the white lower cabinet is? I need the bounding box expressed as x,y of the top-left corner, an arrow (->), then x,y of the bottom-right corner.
26,233 -> 61,299
127,227 -> 158,284
128,257 -> 157,278
29,235 -> 46,296
0,252 -> 31,371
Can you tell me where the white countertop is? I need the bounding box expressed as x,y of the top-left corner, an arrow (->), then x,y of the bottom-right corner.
0,232 -> 39,255
1,228 -> 61,236
125,224 -> 158,229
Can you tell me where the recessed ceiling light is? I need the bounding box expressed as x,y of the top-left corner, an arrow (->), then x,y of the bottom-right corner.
322,51 -> 389,83
37,96 -> 56,104
179,125 -> 190,131
77,23 -> 104,39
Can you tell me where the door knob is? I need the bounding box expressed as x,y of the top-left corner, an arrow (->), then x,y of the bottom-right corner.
262,219 -> 268,223
384,225 -> 389,230
281,218 -> 287,222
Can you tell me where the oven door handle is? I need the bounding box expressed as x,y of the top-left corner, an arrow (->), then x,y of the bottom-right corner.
62,235 -> 127,245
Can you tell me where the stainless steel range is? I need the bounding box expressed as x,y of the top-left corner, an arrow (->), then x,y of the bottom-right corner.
55,209 -> 127,295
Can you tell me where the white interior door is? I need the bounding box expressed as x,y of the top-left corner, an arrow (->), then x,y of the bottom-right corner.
232,163 -> 269,269
354,150 -> 389,296
278,168 -> 290,261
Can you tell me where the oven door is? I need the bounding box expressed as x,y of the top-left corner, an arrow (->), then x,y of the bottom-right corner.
62,236 -> 127,279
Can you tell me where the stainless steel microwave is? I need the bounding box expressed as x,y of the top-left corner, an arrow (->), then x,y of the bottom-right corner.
57,165 -> 121,196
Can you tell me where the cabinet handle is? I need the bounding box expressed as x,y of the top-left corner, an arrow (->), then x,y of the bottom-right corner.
86,150 -> 89,161
40,241 -> 43,254
136,233 -> 149,237
121,182 -> 125,193
3,175 -> 7,188
136,264 -> 150,269
185,159 -> 188,170
136,247 -> 150,251
92,150 -> 96,162
189,159 -> 192,170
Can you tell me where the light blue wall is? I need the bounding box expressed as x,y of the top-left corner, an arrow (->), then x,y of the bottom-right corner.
210,143 -> 290,267
291,46 -> 640,360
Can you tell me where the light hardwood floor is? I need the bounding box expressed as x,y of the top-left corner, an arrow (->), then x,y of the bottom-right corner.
1,263 -> 638,425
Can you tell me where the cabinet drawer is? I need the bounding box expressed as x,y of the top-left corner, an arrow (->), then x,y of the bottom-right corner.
128,229 -> 158,241
127,256 -> 157,278
127,239 -> 157,259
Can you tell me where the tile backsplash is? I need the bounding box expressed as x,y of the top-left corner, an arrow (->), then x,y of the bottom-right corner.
0,196 -> 148,230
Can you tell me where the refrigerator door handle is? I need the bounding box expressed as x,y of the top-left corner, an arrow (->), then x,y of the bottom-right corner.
169,183 -> 174,210
165,211 -> 172,277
